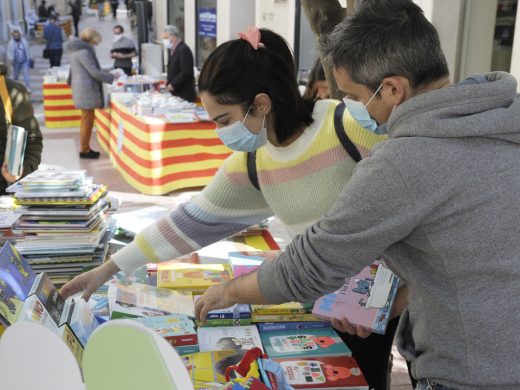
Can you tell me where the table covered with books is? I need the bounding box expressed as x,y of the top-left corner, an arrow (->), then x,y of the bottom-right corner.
95,92 -> 232,195
0,169 -> 400,389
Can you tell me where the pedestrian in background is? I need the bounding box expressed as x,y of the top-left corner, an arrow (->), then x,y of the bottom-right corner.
66,28 -> 117,159
111,25 -> 137,76
43,14 -> 67,68
163,25 -> 196,102
97,0 -> 105,21
110,0 -> 119,20
69,0 -> 82,37
38,0 -> 48,21
7,30 -> 32,93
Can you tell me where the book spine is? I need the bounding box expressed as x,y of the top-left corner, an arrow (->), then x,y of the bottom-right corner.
206,312 -> 251,320
253,306 -> 310,315
166,333 -> 198,347
251,313 -> 320,323
197,318 -> 252,327
257,321 -> 331,333
174,344 -> 199,355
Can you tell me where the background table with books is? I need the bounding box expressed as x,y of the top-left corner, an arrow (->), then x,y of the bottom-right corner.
42,82 -> 82,129
95,98 -> 232,195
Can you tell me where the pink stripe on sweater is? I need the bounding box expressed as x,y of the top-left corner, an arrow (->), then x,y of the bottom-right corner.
259,145 -> 353,186
157,218 -> 197,255
226,170 -> 254,187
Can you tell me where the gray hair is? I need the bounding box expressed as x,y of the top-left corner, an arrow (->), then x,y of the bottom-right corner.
319,0 -> 449,92
163,25 -> 180,37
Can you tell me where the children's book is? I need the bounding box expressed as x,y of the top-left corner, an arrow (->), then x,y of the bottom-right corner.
257,321 -> 331,333
194,296 -> 251,320
228,250 -> 281,277
0,241 -> 36,324
133,314 -> 197,347
26,272 -> 65,325
197,325 -> 263,353
108,282 -> 195,319
312,261 -> 400,334
157,262 -> 233,293
251,313 -> 320,323
183,350 -> 240,384
260,328 -> 351,359
272,356 -> 368,389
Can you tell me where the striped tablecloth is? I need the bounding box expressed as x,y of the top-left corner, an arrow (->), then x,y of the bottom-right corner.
42,82 -> 81,128
95,101 -> 232,195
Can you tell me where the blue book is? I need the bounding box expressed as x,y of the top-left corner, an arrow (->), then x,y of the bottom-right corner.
195,296 -> 251,320
260,327 -> 351,359
257,321 -> 331,333
0,241 -> 36,324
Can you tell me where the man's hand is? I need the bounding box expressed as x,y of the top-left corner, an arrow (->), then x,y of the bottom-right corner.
1,162 -> 21,184
195,282 -> 237,324
60,259 -> 120,301
166,84 -> 174,92
331,317 -> 372,339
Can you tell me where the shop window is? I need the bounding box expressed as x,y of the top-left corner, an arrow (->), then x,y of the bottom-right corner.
492,0 -> 517,71
196,0 -> 217,68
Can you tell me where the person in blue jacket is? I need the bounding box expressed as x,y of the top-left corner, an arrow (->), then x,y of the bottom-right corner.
43,14 -> 67,67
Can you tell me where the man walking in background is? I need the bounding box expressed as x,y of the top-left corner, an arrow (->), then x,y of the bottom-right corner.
111,25 -> 137,76
69,0 -> 82,37
43,15 -> 67,67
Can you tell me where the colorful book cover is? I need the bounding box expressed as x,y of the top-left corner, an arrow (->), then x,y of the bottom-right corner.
175,344 -> 200,356
272,356 -> 368,389
108,282 -> 195,319
257,321 -> 331,333
197,325 -> 263,353
260,328 -> 351,359
251,302 -> 314,315
58,323 -> 84,366
182,350 -> 242,384
60,298 -> 99,347
198,318 -> 252,328
228,250 -> 281,277
27,272 -> 65,326
157,263 -> 232,293
0,241 -> 36,324
312,261 -> 400,334
133,314 -> 197,347
251,313 -> 320,323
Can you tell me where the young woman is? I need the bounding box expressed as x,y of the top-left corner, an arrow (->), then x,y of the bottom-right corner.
61,27 -> 397,389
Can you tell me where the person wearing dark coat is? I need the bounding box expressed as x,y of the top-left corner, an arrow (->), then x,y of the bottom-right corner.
162,25 -> 196,103
43,14 -> 66,67
0,63 -> 43,193
65,28 -> 116,159
68,0 -> 82,37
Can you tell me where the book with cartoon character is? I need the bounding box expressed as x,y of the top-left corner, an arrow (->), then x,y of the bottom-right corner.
0,241 -> 36,324
260,328 -> 351,359
133,314 -> 198,348
272,356 -> 368,389
312,260 -> 400,334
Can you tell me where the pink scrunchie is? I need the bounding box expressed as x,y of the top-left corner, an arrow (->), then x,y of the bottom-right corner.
238,26 -> 263,50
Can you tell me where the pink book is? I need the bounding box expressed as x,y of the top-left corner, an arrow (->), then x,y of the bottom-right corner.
312,261 -> 399,334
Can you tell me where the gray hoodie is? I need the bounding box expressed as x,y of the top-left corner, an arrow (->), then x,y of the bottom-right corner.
258,72 -> 520,389
65,38 -> 113,110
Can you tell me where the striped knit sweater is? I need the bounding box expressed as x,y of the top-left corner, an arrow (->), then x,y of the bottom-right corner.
112,100 -> 387,275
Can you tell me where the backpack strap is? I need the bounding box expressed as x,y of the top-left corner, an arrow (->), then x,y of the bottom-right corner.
247,150 -> 260,191
334,102 -> 361,163
0,76 -> 12,125
246,102 -> 362,191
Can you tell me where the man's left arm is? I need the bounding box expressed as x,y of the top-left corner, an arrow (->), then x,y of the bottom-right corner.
196,156 -> 420,321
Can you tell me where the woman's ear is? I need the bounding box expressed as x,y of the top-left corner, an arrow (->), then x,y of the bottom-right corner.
252,93 -> 272,116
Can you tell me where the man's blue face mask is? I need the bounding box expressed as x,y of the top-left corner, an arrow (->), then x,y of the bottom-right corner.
215,106 -> 267,152
343,83 -> 387,134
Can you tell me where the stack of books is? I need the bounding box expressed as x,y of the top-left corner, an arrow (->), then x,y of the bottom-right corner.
5,169 -> 114,286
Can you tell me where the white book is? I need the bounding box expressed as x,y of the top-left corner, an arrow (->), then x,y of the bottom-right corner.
197,325 -> 263,353
5,125 -> 27,177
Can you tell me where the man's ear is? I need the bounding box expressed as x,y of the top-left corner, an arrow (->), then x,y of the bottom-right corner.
252,93 -> 272,116
381,76 -> 410,106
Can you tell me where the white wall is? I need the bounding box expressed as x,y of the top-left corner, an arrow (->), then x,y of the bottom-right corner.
217,0 -> 255,46
153,0 -> 167,44
255,0 -> 296,51
184,0 -> 196,56
510,4 -> 520,90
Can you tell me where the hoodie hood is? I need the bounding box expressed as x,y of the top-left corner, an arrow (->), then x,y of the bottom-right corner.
388,72 -> 520,144
65,38 -> 95,54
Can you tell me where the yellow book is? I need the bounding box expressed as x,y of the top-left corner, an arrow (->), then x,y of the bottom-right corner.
0,324 -> 5,337
182,350 -> 238,384
157,263 -> 232,293
251,313 -> 321,323
251,302 -> 314,315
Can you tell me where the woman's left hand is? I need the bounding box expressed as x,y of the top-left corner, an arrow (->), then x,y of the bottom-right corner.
1,162 -> 21,184
330,317 -> 373,339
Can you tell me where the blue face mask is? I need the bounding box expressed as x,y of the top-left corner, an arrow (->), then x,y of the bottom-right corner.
215,106 -> 267,152
343,83 -> 387,134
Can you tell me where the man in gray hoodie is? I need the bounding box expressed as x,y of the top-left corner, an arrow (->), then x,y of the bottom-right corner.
196,0 -> 520,389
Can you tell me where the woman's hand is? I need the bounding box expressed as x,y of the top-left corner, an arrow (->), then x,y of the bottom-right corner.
330,317 -> 373,339
60,258 -> 121,301
1,162 -> 21,184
